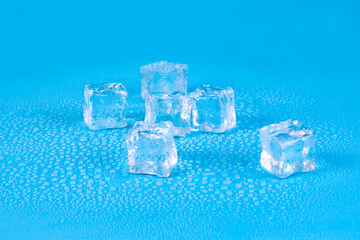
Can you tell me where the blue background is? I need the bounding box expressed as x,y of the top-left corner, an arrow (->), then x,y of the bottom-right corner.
0,0 -> 359,239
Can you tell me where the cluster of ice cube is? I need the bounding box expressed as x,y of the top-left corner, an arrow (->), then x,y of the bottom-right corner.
83,61 -> 316,178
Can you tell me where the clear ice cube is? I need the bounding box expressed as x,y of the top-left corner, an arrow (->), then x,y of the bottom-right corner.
190,85 -> 236,133
126,121 -> 178,177
260,120 -> 316,178
140,61 -> 188,98
145,92 -> 191,137
84,83 -> 127,130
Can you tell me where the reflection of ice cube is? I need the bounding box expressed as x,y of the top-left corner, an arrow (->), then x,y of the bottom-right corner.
260,120 -> 316,178
126,121 -> 178,178
84,83 -> 127,130
190,85 -> 236,133
145,92 -> 191,137
140,61 -> 188,98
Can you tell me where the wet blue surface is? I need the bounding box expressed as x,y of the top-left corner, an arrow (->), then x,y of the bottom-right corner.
0,0 -> 360,239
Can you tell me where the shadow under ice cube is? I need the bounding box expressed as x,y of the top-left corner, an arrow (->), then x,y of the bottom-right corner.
145,92 -> 191,137
84,83 -> 127,130
126,121 -> 178,177
260,120 -> 316,178
190,85 -> 236,133
140,61 -> 188,98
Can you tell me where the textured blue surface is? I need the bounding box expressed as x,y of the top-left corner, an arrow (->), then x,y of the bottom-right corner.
0,0 -> 360,239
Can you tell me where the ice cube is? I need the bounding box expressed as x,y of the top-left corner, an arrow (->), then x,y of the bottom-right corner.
84,83 -> 127,130
145,92 -> 191,137
140,61 -> 188,98
126,121 -> 178,177
260,120 -> 316,178
190,85 -> 236,133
